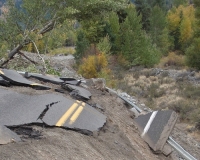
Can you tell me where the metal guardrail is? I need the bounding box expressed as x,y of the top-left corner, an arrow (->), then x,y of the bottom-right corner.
167,137 -> 197,160
106,87 -> 197,160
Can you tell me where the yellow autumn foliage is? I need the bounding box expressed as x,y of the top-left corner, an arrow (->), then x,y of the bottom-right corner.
167,5 -> 195,43
78,53 -> 108,79
180,17 -> 192,43
26,40 -> 45,53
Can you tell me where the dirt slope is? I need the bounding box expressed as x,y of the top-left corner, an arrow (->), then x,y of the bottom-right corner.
0,85 -> 171,160
0,53 -> 200,160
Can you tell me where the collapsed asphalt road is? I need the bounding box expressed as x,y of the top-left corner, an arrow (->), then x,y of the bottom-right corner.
0,69 -> 106,143
0,88 -> 106,132
0,68 -> 199,160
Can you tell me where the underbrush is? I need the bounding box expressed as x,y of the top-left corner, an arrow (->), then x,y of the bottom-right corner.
157,52 -> 186,69
113,66 -> 200,131
49,47 -> 75,56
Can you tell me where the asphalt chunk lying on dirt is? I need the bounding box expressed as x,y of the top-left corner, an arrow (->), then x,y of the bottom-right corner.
0,69 -> 50,90
0,88 -> 106,133
42,99 -> 106,132
23,72 -> 64,85
134,110 -> 178,152
62,84 -> 92,100
60,77 -> 81,85
60,77 -> 77,81
0,76 -> 10,87
0,125 -> 21,145
63,80 -> 81,85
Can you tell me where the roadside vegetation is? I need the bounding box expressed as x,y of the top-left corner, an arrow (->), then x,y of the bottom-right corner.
0,0 -> 200,130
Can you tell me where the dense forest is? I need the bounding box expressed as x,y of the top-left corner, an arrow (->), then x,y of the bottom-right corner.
0,0 -> 199,78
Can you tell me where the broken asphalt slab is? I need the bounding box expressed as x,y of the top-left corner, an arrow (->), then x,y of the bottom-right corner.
60,77 -> 81,85
18,71 -> 81,85
0,125 -> 21,145
23,72 -> 64,85
0,76 -> 10,87
0,69 -> 50,90
62,84 -> 92,100
42,100 -> 106,132
0,88 -> 106,133
134,110 -> 178,152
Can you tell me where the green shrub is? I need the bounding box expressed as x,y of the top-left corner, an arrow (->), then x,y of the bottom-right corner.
186,38 -> 200,70
147,83 -> 166,98
74,30 -> 89,60
168,100 -> 193,121
97,35 -> 111,54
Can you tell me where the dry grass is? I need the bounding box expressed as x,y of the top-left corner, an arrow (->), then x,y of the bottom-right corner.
113,66 -> 200,131
50,47 -> 75,56
157,52 -> 186,68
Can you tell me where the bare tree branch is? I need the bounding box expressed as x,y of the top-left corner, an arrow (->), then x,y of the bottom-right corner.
18,51 -> 38,65
31,40 -> 47,73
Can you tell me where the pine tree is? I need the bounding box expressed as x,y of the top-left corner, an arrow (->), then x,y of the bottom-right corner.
185,0 -> 200,69
121,5 -> 161,67
74,30 -> 89,60
108,12 -> 121,54
149,6 -> 170,55
135,0 -> 151,31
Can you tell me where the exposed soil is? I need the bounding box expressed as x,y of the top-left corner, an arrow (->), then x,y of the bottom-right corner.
0,53 -> 200,160
0,85 -> 167,160
0,83 -> 200,160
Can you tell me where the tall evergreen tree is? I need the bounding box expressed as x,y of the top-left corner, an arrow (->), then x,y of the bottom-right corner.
121,5 -> 161,67
135,0 -> 151,31
149,6 -> 170,54
186,0 -> 200,69
147,0 -> 165,9
172,0 -> 188,7
108,12 -> 121,54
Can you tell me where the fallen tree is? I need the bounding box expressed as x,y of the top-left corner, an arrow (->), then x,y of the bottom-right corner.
0,0 -> 128,67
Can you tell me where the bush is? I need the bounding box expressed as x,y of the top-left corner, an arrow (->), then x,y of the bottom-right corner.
170,100 -> 192,121
147,83 -> 166,98
25,40 -> 45,54
0,41 -> 8,59
78,53 -> 108,78
97,35 -> 111,54
158,52 -> 185,67
186,38 -> 200,70
74,30 -> 89,60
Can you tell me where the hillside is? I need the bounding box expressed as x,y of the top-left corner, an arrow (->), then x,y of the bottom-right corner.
0,52 -> 199,160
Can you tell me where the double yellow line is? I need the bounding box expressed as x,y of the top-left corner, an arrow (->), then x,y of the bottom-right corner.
56,100 -> 85,126
0,69 -> 4,75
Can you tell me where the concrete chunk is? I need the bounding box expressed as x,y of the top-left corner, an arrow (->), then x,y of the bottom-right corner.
134,110 -> 178,152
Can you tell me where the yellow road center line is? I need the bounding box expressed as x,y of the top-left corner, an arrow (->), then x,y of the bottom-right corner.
31,83 -> 41,86
56,103 -> 79,126
69,103 -> 86,125
0,70 -> 4,75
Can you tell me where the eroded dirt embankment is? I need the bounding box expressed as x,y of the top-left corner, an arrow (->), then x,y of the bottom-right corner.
0,85 -> 171,160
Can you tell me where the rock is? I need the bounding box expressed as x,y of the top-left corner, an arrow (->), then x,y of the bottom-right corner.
61,68 -> 76,77
92,78 -> 106,91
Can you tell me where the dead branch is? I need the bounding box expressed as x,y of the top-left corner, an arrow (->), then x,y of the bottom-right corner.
18,51 -> 38,65
31,40 -> 47,73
